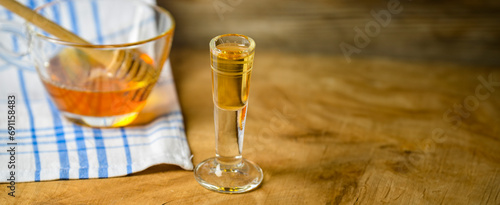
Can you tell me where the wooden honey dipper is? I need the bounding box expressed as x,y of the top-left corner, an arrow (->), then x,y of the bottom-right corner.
0,0 -> 157,80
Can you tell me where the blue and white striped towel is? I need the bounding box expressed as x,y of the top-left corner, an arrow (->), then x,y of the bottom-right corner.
0,0 -> 193,182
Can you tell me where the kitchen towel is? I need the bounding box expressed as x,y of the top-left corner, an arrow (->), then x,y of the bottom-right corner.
0,0 -> 193,182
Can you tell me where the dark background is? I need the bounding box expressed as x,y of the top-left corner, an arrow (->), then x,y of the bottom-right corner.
158,0 -> 500,66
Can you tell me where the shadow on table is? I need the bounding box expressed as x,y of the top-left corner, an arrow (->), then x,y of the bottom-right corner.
131,164 -> 186,176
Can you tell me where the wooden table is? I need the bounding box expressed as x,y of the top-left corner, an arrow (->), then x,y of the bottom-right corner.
3,48 -> 500,204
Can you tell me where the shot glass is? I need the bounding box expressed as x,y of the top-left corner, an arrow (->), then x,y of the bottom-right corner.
27,0 -> 174,127
194,34 -> 263,193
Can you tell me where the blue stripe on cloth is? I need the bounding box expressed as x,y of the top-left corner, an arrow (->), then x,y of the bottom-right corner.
18,70 -> 41,181
67,0 -> 92,180
0,111 -> 183,133
91,0 -> 104,44
49,0 -> 60,24
73,124 -> 89,179
92,129 -> 108,178
48,99 -> 70,180
43,0 -> 70,180
67,0 -> 79,34
27,0 -> 36,9
0,124 -> 185,146
21,0 -> 41,182
120,128 -> 133,175
0,133 -> 181,155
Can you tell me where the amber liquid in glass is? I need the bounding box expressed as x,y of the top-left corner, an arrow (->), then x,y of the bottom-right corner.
211,43 -> 253,110
41,48 -> 157,118
211,43 -> 253,164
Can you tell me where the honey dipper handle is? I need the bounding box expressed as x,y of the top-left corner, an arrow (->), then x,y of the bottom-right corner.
0,0 -> 117,67
0,0 -> 89,44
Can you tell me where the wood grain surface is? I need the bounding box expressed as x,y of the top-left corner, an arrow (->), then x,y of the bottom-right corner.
2,48 -> 499,204
159,0 -> 500,66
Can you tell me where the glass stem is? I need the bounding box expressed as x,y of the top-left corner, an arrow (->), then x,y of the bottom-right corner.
214,104 -> 247,167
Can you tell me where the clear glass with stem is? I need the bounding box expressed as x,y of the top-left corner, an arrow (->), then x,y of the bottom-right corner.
194,34 -> 263,193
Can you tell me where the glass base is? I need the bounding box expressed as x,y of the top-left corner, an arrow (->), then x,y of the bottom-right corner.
61,111 -> 139,127
194,157 -> 263,194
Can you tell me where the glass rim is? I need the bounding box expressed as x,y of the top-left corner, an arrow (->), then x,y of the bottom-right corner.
209,34 -> 255,55
28,0 -> 175,48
